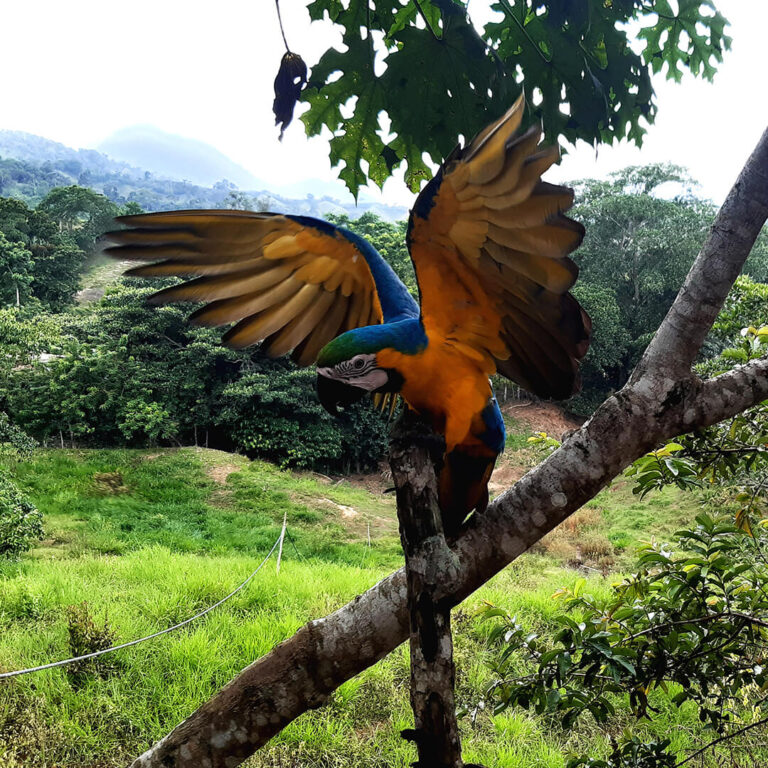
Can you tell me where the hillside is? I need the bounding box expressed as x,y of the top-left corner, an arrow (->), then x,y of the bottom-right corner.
0,411 -> 716,767
0,130 -> 408,221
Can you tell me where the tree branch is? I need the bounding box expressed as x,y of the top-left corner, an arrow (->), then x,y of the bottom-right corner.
675,714 -> 768,767
128,359 -> 768,768
129,127 -> 768,768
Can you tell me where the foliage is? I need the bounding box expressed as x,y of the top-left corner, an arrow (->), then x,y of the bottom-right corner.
482,315 -> 768,765
300,0 -> 730,195
569,282 -> 631,412
706,275 -> 768,353
1,278 -> 389,472
0,472 -> 43,558
4,283 -> 236,448
636,324 -> 768,533
326,211 -> 417,296
0,195 -> 86,310
481,512 -> 768,766
65,602 -> 119,688
219,364 -> 389,471
567,165 -> 714,412
566,737 -> 675,768
0,233 -> 33,307
0,413 -> 37,462
624,442 -> 702,498
36,186 -> 119,253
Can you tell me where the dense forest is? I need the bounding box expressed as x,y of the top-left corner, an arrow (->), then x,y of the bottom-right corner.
1,167 -> 767,472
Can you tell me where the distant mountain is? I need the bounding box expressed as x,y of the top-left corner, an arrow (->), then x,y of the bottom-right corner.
0,130 -> 142,179
0,130 -> 408,222
98,125 -> 262,190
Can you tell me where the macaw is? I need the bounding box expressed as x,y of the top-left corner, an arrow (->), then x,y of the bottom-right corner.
105,96 -> 590,535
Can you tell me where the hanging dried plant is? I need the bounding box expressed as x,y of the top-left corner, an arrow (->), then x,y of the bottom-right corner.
273,51 -> 308,140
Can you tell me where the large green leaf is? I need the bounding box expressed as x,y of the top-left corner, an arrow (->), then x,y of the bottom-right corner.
299,0 -> 731,196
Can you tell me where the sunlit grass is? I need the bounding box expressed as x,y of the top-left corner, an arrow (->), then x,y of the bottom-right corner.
0,442 -> 744,767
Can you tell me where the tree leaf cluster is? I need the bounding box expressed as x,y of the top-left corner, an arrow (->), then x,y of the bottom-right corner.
0,470 -> 43,558
299,0 -> 731,196
626,318 -> 768,534
488,308 -> 768,765
566,164 -> 748,413
481,512 -> 768,766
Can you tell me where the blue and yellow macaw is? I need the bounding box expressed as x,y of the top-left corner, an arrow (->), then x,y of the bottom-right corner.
106,97 -> 590,534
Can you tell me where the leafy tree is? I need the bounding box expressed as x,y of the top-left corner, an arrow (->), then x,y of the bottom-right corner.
481,514 -> 768,767
326,211 -> 417,295
0,411 -> 37,461
0,196 -> 86,310
570,282 -> 631,412
0,472 -> 43,558
567,166 -> 714,410
295,0 -> 730,194
37,185 -> 119,253
706,275 -> 768,353
0,232 -> 33,307
2,281 -> 390,470
120,201 -> 145,217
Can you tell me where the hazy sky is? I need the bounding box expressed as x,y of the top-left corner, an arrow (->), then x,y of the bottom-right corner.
3,0 -> 766,206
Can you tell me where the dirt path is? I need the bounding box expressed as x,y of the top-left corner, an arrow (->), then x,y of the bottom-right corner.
501,400 -> 582,438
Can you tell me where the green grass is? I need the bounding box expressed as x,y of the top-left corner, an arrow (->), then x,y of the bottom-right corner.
0,445 -> 757,767
7,448 -> 400,568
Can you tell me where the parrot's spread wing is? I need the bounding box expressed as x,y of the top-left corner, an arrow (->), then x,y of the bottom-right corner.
407,95 -> 591,399
104,210 -> 417,365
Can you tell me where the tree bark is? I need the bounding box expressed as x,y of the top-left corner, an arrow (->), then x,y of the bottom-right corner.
389,411 -> 464,768
128,126 -> 768,768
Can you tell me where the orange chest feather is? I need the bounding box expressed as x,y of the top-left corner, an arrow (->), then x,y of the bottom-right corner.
377,342 -> 494,453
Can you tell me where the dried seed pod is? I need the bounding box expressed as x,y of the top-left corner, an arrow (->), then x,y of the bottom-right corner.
273,51 -> 308,140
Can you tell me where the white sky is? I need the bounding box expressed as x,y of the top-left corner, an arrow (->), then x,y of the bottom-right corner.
2,0 -> 766,207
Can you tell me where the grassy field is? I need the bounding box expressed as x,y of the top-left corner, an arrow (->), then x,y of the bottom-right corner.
0,436 -> 754,767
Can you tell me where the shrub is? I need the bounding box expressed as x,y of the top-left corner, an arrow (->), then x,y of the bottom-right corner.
0,472 -> 43,557
0,411 -> 37,460
65,601 -> 119,687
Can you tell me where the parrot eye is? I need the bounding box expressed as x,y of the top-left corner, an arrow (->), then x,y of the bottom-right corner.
354,358 -> 365,369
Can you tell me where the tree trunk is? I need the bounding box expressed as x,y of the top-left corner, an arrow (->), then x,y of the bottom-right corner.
128,126 -> 768,768
390,411 -> 464,767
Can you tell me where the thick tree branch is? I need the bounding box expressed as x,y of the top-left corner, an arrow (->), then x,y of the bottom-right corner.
129,128 -> 768,768
694,357 -> 768,428
128,363 -> 768,768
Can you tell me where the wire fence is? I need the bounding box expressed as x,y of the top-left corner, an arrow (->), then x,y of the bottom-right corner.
0,524 -> 287,682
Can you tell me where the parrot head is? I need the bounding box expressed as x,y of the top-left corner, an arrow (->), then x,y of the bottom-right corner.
316,353 -> 389,415
315,323 -> 418,416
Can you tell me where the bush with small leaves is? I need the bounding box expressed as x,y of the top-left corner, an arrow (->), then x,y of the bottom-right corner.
480,513 -> 768,766
0,411 -> 37,460
65,601 -> 119,688
0,472 -> 43,557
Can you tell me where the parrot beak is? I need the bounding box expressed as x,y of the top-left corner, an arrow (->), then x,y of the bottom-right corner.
316,372 -> 366,415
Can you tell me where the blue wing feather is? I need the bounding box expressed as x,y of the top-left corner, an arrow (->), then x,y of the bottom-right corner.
286,214 -> 419,323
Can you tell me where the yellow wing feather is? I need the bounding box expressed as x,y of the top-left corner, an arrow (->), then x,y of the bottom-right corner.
407,97 -> 590,399
104,211 -> 385,365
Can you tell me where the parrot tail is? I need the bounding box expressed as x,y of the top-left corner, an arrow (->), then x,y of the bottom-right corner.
438,447 -> 497,538
438,394 -> 505,537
